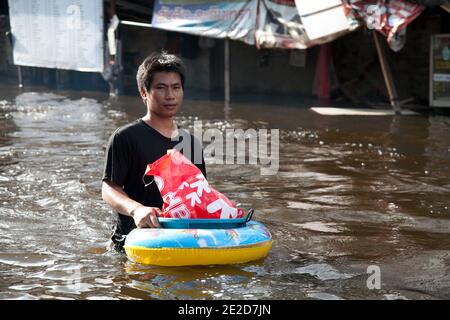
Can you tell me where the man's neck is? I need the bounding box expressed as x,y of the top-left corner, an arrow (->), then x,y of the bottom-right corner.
142,114 -> 177,138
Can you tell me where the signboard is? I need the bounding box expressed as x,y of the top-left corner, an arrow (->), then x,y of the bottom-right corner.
8,0 -> 104,72
430,34 -> 450,107
296,0 -> 353,41
151,0 -> 257,45
255,0 -> 358,49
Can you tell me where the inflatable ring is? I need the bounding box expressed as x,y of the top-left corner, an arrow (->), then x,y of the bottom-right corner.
124,221 -> 273,266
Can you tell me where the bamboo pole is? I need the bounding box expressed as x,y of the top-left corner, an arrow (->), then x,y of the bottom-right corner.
373,31 -> 401,115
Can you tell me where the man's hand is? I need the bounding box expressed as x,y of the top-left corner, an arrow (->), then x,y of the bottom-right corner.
131,206 -> 162,228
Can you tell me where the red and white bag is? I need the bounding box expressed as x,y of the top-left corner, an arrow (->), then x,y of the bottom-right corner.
144,149 -> 246,219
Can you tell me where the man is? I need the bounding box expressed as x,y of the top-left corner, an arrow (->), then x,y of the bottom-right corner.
102,51 -> 206,252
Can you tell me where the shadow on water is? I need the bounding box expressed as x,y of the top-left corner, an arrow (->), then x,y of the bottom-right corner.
0,86 -> 449,299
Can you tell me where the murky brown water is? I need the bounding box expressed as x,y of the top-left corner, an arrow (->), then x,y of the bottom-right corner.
0,85 -> 449,300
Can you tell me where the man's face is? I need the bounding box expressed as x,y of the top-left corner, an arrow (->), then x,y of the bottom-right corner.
143,71 -> 183,118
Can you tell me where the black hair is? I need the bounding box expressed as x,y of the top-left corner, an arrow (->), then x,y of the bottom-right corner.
136,51 -> 186,93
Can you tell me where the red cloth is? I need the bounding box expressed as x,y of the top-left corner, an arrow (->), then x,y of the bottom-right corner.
345,0 -> 424,50
144,150 -> 245,219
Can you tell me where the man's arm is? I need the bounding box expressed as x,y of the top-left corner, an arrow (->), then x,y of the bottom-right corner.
102,180 -> 161,228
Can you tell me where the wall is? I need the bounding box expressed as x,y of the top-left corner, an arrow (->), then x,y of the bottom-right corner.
0,15 -> 17,84
120,26 -> 212,97
228,41 -> 318,98
119,26 -> 319,100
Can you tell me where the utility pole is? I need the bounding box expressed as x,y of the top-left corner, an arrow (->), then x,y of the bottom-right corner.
224,38 -> 230,114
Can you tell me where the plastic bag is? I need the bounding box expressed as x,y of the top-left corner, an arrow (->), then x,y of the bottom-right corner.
144,150 -> 246,219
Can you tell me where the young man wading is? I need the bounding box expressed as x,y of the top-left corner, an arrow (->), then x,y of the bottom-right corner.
102,52 -> 206,252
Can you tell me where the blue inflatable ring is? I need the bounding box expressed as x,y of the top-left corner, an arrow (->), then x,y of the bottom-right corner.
124,221 -> 273,266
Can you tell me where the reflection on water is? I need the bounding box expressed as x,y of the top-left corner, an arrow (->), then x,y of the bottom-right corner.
123,263 -> 260,300
0,86 -> 449,300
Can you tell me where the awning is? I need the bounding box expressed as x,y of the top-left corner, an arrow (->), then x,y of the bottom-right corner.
149,0 -> 430,51
151,0 -> 258,45
150,0 -> 360,49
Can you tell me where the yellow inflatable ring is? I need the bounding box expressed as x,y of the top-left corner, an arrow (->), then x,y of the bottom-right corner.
124,221 -> 273,266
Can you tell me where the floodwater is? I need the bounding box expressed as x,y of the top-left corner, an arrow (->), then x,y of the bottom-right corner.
0,85 -> 449,300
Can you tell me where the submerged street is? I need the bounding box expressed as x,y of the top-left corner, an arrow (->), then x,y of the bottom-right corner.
0,86 -> 449,299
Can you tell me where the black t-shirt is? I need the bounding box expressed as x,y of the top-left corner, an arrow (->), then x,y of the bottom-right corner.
102,119 -> 206,249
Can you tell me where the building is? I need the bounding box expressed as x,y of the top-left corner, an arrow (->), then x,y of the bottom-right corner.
0,1 -> 449,108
